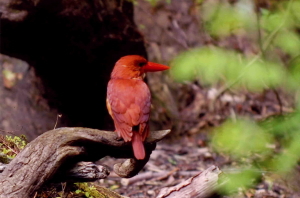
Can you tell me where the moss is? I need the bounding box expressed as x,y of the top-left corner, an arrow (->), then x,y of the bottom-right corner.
0,134 -> 27,160
75,183 -> 125,198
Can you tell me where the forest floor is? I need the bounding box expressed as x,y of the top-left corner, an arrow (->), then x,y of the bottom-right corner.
1,0 -> 300,198
96,1 -> 300,198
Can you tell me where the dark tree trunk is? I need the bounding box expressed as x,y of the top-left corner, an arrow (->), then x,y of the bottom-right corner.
0,0 -> 147,139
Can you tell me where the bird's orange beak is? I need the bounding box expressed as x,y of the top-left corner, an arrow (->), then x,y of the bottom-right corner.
143,62 -> 170,72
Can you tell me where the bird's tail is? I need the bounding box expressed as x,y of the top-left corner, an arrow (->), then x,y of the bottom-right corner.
132,132 -> 145,160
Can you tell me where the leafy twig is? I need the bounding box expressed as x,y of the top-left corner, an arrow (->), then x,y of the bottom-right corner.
215,0 -> 294,100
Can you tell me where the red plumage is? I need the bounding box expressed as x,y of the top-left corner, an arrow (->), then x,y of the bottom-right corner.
106,55 -> 169,160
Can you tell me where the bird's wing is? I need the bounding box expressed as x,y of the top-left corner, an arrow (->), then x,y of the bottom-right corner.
107,79 -> 151,142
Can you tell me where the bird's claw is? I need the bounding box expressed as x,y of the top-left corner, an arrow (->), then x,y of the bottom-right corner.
115,136 -> 123,141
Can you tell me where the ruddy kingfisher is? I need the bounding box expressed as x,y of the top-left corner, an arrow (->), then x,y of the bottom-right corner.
106,55 -> 169,160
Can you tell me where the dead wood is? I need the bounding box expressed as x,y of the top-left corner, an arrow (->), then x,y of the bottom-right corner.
157,165 -> 221,198
0,127 -> 170,198
65,161 -> 110,182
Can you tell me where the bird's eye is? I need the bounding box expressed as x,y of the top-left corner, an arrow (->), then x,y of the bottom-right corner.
138,62 -> 146,67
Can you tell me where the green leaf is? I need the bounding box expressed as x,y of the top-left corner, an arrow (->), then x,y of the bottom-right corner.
261,10 -> 294,32
274,31 -> 300,57
212,119 -> 273,158
202,0 -> 256,37
269,133 -> 300,173
171,47 -> 284,91
219,169 -> 260,194
240,60 -> 283,91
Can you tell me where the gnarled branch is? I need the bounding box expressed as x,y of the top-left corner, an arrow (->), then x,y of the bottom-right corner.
0,127 -> 170,198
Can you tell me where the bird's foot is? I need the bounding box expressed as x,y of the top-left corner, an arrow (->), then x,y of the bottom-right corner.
115,136 -> 123,141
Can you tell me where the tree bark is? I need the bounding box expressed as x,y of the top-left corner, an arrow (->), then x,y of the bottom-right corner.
0,127 -> 170,198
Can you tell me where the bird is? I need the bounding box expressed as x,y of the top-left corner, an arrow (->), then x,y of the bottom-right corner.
106,55 -> 169,160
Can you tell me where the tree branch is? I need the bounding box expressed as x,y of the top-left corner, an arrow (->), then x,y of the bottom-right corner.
0,127 -> 170,198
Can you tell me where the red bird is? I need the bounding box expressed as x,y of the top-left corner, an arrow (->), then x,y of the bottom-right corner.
106,55 -> 169,160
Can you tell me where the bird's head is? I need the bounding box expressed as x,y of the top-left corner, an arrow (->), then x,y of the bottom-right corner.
111,55 -> 169,79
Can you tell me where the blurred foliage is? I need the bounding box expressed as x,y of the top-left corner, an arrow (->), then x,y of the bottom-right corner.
212,119 -> 273,159
171,47 -> 284,91
203,0 -> 256,36
171,0 -> 300,195
219,168 -> 261,195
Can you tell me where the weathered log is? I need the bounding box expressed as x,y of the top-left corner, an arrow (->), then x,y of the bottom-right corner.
0,161 -> 109,181
64,161 -> 110,182
157,165 -> 221,198
0,127 -> 170,198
